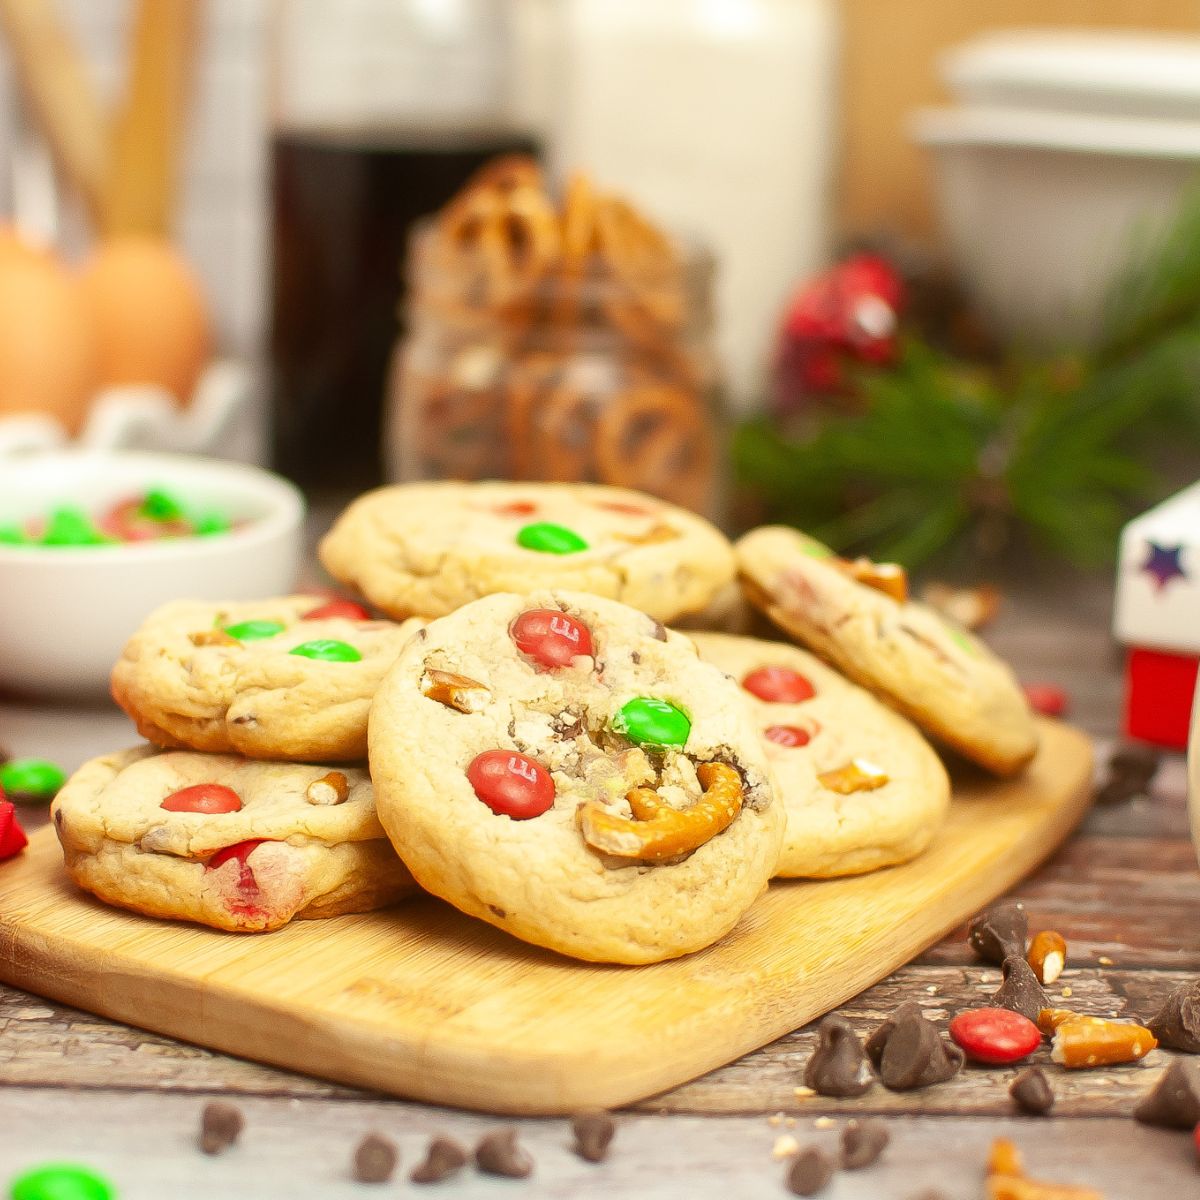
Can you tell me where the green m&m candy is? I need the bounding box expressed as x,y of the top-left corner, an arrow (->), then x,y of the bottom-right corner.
612,697 -> 691,749
0,758 -> 66,804
192,511 -> 230,536
289,639 -> 362,663
223,620 -> 285,642
10,1163 -> 116,1200
41,507 -> 110,547
516,522 -> 589,555
139,487 -> 185,522
0,524 -> 28,545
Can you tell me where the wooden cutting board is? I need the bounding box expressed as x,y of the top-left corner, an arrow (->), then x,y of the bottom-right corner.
0,718 -> 1091,1115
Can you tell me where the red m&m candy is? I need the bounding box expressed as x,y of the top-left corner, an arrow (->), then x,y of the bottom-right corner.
510,609 -> 594,669
467,751 -> 554,819
764,724 -> 817,748
161,783 -> 243,813
949,1007 -> 1041,1065
0,799 -> 28,861
743,666 -> 816,704
206,839 -> 268,871
302,598 -> 371,621
493,500 -> 538,517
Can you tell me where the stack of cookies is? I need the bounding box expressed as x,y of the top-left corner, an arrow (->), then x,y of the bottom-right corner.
51,480 -> 1039,965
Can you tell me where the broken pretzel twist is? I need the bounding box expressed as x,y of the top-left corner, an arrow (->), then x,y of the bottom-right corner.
578,761 -> 743,862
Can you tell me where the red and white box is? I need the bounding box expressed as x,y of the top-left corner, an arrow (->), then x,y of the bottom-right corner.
1113,482 -> 1200,749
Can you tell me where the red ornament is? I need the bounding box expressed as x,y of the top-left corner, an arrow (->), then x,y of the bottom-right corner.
510,609 -> 595,669
949,1007 -> 1041,1065
774,252 -> 904,412
742,666 -> 816,704
1023,683 -> 1069,718
466,751 -> 555,819
764,724 -> 816,748
161,783 -> 243,814
302,598 -> 371,621
0,799 -> 28,861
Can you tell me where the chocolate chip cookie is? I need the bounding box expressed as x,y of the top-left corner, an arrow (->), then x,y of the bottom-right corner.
691,632 -> 950,877
368,590 -> 783,963
52,746 -> 414,932
111,596 -> 422,762
318,481 -> 735,624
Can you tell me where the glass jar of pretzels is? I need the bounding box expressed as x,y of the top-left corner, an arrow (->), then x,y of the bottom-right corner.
386,158 -> 722,517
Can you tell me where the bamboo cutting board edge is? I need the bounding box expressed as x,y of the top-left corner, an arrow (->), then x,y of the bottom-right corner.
0,718 -> 1092,1115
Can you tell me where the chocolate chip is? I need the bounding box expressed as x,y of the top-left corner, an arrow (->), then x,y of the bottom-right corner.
488,904 -> 507,919
990,954 -> 1048,1023
1147,980 -> 1200,1052
967,902 -> 1027,964
840,1119 -> 888,1169
1009,1066 -> 1055,1115
786,1147 -> 836,1196
410,1136 -> 468,1184
865,1001 -> 963,1090
648,618 -> 668,641
1133,1060 -> 1200,1129
475,1127 -> 533,1178
630,651 -> 642,664
803,1015 -> 875,1097
353,1133 -> 398,1183
1095,744 -> 1161,805
198,1101 -> 243,1154
571,1108 -> 615,1162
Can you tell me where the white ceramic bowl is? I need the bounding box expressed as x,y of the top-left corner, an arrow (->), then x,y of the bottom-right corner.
913,105 -> 1200,345
0,451 -> 305,697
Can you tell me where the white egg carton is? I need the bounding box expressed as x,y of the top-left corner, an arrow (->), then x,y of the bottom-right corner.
0,358 -> 254,459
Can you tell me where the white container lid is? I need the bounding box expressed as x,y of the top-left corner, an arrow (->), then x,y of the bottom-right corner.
913,104 -> 1200,160
942,30 -> 1200,119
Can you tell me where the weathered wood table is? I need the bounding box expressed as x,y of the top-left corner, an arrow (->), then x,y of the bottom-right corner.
2,566 -> 1196,1198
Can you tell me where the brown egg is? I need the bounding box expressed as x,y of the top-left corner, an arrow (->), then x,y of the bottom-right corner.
79,235 -> 212,404
0,247 -> 98,432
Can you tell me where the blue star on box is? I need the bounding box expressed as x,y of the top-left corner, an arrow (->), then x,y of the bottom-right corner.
1141,540 -> 1188,592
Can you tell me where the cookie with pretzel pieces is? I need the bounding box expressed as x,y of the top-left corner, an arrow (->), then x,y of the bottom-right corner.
111,596 -> 423,762
319,481 -> 735,624
736,526 -> 1038,775
691,633 -> 949,878
52,747 -> 415,932
368,590 -> 783,963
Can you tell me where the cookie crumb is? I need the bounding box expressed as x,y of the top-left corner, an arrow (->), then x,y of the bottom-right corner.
813,1116 -> 837,1130
198,1101 -> 243,1155
352,1133 -> 398,1183
571,1109 -> 615,1163
1097,956 -> 1114,966
1061,986 -> 1073,999
773,1134 -> 800,1159
793,1086 -> 816,1099
410,1136 -> 468,1184
475,1127 -> 533,1178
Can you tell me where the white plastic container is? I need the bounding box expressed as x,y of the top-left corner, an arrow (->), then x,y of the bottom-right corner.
915,104 -> 1200,345
0,451 -> 304,697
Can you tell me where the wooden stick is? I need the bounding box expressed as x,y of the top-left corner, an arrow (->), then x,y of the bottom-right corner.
101,0 -> 201,238
0,0 -> 109,226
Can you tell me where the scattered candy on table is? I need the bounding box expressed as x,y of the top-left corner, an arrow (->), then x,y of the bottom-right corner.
0,758 -> 66,805
0,799 -> 29,861
8,1163 -> 116,1200
949,1007 -> 1041,1065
